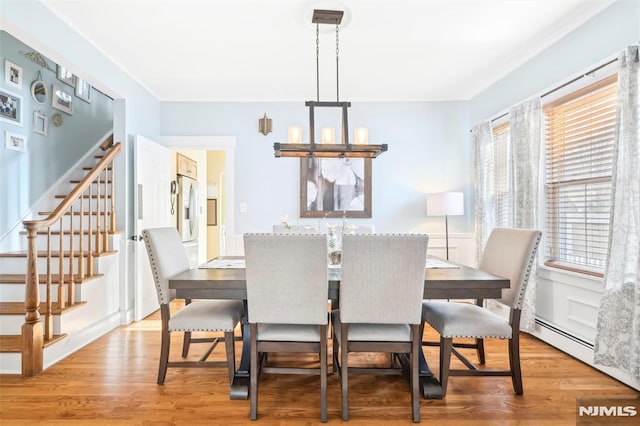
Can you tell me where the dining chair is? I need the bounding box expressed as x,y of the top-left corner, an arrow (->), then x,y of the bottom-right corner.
244,233 -> 329,422
142,227 -> 244,385
335,224 -> 375,234
422,228 -> 541,396
332,234 -> 429,423
272,224 -> 319,234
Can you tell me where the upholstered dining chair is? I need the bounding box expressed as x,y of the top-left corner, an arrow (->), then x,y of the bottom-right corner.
244,233 -> 329,422
142,227 -> 244,385
332,234 -> 429,423
272,224 -> 319,234
422,228 -> 541,396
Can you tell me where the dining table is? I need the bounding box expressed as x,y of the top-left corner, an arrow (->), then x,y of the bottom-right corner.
168,256 -> 510,400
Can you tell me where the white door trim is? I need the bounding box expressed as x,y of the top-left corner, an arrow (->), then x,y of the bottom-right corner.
159,136 -> 236,255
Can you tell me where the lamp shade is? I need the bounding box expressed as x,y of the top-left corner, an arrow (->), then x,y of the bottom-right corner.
426,192 -> 464,216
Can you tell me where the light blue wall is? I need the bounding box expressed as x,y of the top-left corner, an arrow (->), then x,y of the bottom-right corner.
0,0 -> 161,238
469,0 -> 640,124
160,101 -> 474,235
0,30 -> 113,235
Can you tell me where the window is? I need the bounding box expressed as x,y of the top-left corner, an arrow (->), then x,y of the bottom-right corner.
491,123 -> 512,228
543,75 -> 617,276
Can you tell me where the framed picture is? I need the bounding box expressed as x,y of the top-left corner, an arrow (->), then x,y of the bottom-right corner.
75,78 -> 91,103
33,111 -> 47,136
207,198 -> 217,226
0,88 -> 23,126
5,131 -> 27,152
51,85 -> 74,115
4,60 -> 23,89
56,65 -> 75,86
300,158 -> 372,218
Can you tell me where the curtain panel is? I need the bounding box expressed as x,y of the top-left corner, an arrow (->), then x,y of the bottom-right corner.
472,122 -> 495,264
472,99 -> 542,332
594,45 -> 640,381
508,98 -> 542,332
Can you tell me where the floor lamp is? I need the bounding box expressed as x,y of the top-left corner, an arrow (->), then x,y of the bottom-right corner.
426,192 -> 464,260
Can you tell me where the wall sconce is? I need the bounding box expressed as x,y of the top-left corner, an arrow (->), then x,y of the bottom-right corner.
258,113 -> 272,135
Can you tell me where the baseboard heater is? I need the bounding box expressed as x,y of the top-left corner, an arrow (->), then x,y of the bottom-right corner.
535,318 -> 594,349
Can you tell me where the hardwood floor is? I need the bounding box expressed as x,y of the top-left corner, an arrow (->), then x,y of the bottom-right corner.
1,302 -> 637,425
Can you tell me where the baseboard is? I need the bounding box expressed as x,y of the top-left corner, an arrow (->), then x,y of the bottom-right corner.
533,318 -> 639,391
43,311 -> 121,371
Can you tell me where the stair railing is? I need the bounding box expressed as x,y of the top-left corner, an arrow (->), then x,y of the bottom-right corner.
21,136 -> 121,377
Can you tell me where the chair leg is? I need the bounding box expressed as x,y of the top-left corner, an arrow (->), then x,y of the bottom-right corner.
509,335 -> 523,395
182,331 -> 191,358
320,325 -> 328,423
158,328 -> 170,385
250,324 -> 258,420
332,323 -> 339,374
341,323 -> 349,421
439,337 -> 453,397
411,324 -> 420,423
224,331 -> 236,385
475,338 -> 486,364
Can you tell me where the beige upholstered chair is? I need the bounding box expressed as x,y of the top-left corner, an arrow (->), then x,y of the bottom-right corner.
142,227 -> 244,385
334,224 -> 375,234
422,228 -> 541,396
272,224 -> 319,234
244,233 -> 329,422
332,234 -> 429,423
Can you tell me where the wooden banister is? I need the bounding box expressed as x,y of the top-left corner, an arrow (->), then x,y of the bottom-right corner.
21,136 -> 120,377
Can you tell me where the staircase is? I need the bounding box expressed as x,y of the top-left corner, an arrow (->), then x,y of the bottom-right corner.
0,134 -> 122,376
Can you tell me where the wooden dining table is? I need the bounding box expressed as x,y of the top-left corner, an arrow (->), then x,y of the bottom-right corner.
168,256 -> 509,400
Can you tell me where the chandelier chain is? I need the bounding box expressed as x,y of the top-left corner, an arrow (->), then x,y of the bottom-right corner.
316,23 -> 320,102
335,23 -> 340,102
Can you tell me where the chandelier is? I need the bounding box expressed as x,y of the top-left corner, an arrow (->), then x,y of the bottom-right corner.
273,9 -> 388,159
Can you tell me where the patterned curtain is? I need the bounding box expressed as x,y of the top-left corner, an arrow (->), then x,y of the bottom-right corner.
508,98 -> 542,332
594,45 -> 640,381
471,121 -> 495,264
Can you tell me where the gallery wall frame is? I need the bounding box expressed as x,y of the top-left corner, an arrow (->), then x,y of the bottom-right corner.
33,111 -> 47,136
51,85 -> 74,115
0,87 -> 23,126
4,59 -> 23,89
5,130 -> 27,152
75,78 -> 91,103
56,64 -> 75,87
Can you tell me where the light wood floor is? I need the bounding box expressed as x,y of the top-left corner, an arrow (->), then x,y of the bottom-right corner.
1,302 -> 637,425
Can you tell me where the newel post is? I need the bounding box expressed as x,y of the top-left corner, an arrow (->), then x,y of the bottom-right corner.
22,225 -> 43,376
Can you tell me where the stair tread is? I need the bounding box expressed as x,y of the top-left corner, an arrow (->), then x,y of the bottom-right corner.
0,301 -> 87,315
0,274 -> 104,284
54,194 -> 112,199
0,250 -> 118,258
38,211 -> 113,216
19,230 -> 123,236
69,179 -> 112,184
0,334 -> 68,352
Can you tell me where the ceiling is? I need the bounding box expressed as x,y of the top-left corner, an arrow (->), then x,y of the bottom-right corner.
41,0 -> 615,102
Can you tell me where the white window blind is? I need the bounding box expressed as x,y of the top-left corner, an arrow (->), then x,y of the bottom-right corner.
543,75 -> 617,275
492,123 -> 511,228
